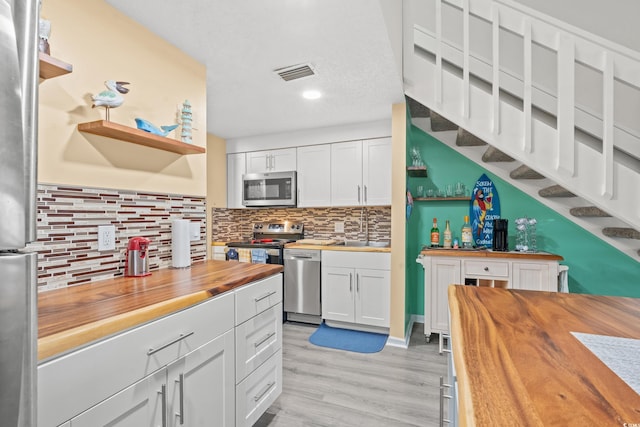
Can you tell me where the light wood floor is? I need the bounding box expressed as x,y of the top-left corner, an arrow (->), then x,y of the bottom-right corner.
255,322 -> 447,427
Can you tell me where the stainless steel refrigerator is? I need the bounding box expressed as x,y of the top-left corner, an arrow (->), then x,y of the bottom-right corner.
1,0 -> 40,425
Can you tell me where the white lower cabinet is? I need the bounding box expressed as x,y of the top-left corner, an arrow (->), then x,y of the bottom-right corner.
418,253 -> 560,344
40,274 -> 283,427
70,331 -> 234,427
321,251 -> 391,330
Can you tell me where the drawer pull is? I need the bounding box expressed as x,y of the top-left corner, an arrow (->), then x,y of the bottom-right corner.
147,332 -> 194,356
254,381 -> 275,402
254,332 -> 276,348
159,384 -> 167,427
484,266 -> 489,272
254,290 -> 276,302
176,373 -> 185,425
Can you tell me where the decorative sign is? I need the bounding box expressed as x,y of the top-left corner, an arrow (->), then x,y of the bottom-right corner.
469,174 -> 501,248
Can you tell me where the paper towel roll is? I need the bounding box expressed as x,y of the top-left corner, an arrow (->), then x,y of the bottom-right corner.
172,219 -> 191,268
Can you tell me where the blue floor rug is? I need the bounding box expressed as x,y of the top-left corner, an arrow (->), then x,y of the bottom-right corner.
309,322 -> 388,353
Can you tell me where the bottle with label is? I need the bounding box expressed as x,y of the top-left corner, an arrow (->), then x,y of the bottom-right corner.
430,217 -> 440,247
443,220 -> 452,248
461,215 -> 473,248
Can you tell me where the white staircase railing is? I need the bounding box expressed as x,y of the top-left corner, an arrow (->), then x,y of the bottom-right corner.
403,0 -> 640,232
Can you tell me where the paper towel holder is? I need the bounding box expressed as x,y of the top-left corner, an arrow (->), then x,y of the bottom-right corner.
172,219 -> 192,269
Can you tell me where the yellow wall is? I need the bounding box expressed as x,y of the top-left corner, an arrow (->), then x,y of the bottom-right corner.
206,133 -> 227,258
39,0 -> 207,196
390,103 -> 407,340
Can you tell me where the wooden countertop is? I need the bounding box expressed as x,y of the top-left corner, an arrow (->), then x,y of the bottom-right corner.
285,243 -> 391,253
420,247 -> 562,260
38,260 -> 283,361
448,285 -> 640,426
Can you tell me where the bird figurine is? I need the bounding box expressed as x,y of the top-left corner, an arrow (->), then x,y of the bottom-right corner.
134,118 -> 179,137
92,80 -> 130,121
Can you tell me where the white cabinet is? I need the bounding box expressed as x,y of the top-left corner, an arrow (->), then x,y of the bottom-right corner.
70,332 -> 235,427
227,153 -> 246,209
70,370 -> 164,427
40,274 -> 284,427
234,275 -> 283,427
417,252 -> 560,345
321,251 -> 391,331
429,258 -> 461,337
362,138 -> 392,206
246,148 -> 296,173
330,138 -> 391,206
296,144 -> 331,207
166,330 -> 235,427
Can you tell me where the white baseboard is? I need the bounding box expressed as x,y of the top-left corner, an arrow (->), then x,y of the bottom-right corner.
386,314 -> 424,349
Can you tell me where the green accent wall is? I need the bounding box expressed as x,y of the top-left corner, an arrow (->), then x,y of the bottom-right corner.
406,124 -> 640,319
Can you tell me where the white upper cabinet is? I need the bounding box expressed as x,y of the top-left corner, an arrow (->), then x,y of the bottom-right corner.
331,138 -> 391,207
362,137 -> 392,206
246,148 -> 296,174
296,144 -> 331,207
227,153 -> 246,209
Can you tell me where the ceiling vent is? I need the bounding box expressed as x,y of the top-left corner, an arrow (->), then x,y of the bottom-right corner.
274,63 -> 316,82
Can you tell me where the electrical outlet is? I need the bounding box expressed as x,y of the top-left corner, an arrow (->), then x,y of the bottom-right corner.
98,225 -> 116,251
334,221 -> 345,233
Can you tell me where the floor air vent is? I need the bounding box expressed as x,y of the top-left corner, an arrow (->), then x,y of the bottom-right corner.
274,63 -> 316,81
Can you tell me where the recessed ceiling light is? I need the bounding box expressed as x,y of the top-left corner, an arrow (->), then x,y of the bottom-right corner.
302,90 -> 322,100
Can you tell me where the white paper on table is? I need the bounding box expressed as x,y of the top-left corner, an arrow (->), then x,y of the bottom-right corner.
571,332 -> 640,395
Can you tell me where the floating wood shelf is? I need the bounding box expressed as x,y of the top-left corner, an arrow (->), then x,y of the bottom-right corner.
77,120 -> 206,155
407,166 -> 428,177
414,196 -> 470,202
39,52 -> 73,79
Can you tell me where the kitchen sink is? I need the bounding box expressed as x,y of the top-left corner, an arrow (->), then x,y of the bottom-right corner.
335,240 -> 390,248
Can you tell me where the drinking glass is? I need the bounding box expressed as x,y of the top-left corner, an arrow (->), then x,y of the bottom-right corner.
417,186 -> 424,197
446,184 -> 453,197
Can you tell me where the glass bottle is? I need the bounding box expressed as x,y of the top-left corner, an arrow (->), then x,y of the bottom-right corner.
443,220 -> 452,248
430,217 -> 440,247
461,215 -> 473,248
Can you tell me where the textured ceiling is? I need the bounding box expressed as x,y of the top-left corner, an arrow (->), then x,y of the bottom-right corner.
105,0 -> 405,140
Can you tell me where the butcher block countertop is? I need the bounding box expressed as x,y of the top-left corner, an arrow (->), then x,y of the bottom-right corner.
38,260 -> 283,361
420,247 -> 562,260
448,285 -> 640,426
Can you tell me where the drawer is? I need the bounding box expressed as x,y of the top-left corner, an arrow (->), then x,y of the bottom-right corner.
235,274 -> 282,325
235,303 -> 283,383
236,349 -> 283,427
464,260 -> 509,277
38,293 -> 234,427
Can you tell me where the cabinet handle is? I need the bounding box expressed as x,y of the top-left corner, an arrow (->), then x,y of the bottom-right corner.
147,332 -> 194,356
484,266 -> 489,272
265,155 -> 269,170
255,290 -> 276,302
356,273 -> 360,293
439,376 -> 452,426
357,185 -> 361,203
175,373 -> 185,425
254,381 -> 275,402
364,185 -> 368,203
255,332 -> 276,348
159,384 -> 167,427
349,272 -> 353,292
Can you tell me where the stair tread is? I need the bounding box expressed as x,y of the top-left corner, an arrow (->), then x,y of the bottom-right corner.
482,146 -> 515,162
510,165 -> 545,179
603,227 -> 640,239
456,128 -> 488,147
539,185 -> 576,198
430,111 -> 458,131
570,206 -> 611,217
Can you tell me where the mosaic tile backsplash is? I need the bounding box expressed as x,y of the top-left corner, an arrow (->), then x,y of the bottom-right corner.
211,206 -> 391,243
29,184 -> 206,292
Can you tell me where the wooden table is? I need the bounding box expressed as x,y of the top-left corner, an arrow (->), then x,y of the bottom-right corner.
38,260 -> 282,360
448,285 -> 640,426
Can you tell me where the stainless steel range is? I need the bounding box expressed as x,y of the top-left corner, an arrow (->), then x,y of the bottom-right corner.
226,222 -> 304,265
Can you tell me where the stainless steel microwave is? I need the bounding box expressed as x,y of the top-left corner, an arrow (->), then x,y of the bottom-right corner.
242,171 -> 297,207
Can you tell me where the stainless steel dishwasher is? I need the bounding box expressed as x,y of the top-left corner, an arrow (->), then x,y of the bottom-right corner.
283,248 -> 321,324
